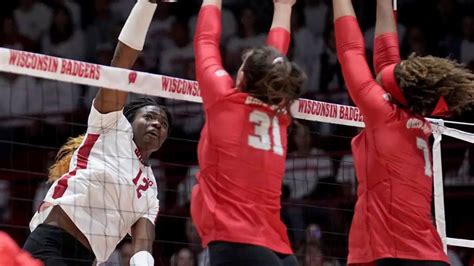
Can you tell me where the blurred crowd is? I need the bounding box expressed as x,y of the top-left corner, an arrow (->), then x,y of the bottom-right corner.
0,0 -> 473,265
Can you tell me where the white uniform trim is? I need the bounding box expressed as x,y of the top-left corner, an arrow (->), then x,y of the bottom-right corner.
30,103 -> 160,263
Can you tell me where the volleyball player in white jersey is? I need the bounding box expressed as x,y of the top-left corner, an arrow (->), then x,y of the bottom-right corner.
23,0 -> 171,265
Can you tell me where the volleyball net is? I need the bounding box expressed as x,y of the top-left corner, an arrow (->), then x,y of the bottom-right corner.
0,47 -> 473,263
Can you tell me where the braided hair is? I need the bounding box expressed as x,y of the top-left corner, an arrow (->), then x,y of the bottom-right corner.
123,97 -> 173,136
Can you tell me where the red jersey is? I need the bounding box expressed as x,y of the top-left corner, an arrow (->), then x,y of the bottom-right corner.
191,6 -> 293,254
0,232 -> 43,266
335,16 -> 449,264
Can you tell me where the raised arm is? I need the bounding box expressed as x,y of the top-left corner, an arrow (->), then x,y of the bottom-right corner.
332,0 -> 394,126
373,0 -> 400,74
266,0 -> 295,55
94,0 -> 157,114
194,0 -> 234,109
129,218 -> 155,265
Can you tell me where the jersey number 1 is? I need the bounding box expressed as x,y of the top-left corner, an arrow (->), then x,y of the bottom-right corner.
248,110 -> 283,156
416,137 -> 432,177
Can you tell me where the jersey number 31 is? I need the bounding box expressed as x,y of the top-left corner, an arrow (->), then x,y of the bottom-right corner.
248,110 -> 283,156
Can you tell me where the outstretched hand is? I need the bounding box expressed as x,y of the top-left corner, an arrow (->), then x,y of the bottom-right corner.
274,0 -> 297,6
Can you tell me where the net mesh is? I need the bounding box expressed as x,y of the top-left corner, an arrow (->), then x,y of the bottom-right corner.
0,49 -> 473,265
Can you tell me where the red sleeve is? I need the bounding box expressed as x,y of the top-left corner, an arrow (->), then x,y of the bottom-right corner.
194,6 -> 234,109
335,16 -> 395,126
0,232 -> 43,266
373,32 -> 400,74
266,27 -> 291,56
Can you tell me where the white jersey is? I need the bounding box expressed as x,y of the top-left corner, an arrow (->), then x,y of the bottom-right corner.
30,104 -> 160,263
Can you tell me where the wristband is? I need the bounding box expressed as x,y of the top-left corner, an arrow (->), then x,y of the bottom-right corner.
130,251 -> 154,265
118,0 -> 157,51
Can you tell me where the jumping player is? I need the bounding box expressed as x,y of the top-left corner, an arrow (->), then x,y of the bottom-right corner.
191,0 -> 306,265
23,0 -> 172,265
332,0 -> 474,265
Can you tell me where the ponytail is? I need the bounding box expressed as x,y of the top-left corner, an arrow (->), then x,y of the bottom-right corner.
48,135 -> 85,182
242,46 -> 307,112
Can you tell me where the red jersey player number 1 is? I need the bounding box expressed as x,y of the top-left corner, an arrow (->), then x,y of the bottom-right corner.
332,0 -> 474,265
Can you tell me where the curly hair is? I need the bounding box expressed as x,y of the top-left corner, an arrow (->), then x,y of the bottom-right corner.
242,46 -> 307,112
48,135 -> 85,183
395,54 -> 474,116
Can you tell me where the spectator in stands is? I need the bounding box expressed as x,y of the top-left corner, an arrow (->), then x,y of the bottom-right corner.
49,0 -> 82,28
299,224 -> 323,266
335,154 -> 357,195
0,73 -> 40,125
186,219 -> 210,266
291,7 -> 323,96
431,0 -> 462,44
110,0 -> 136,22
0,15 -> 33,51
171,248 -> 197,266
297,223 -> 341,266
188,8 -> 237,46
303,0 -> 329,39
460,15 -> 474,66
284,124 -> 345,248
42,5 -> 85,60
225,7 -> 266,74
285,124 -> 332,200
145,3 -> 176,71
13,0 -> 52,44
159,19 -> 194,78
36,5 -> 84,114
158,17 -> 202,140
84,0 -> 121,63
319,25 -> 346,104
401,26 -> 429,57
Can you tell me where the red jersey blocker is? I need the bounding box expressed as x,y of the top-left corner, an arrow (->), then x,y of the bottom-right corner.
0,232 -> 42,266
191,5 -> 293,255
334,16 -> 449,265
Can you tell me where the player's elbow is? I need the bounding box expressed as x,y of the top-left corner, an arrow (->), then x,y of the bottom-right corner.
352,80 -> 379,101
194,40 -> 218,65
194,38 -> 220,64
194,33 -> 219,50
337,41 -> 365,58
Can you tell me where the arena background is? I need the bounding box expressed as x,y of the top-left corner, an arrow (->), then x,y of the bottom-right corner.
0,0 -> 473,265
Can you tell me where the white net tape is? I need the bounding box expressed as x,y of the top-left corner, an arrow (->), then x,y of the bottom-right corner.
1,47 -> 473,251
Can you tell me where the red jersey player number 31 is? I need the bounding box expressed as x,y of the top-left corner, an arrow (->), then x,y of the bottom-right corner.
248,110 -> 284,156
